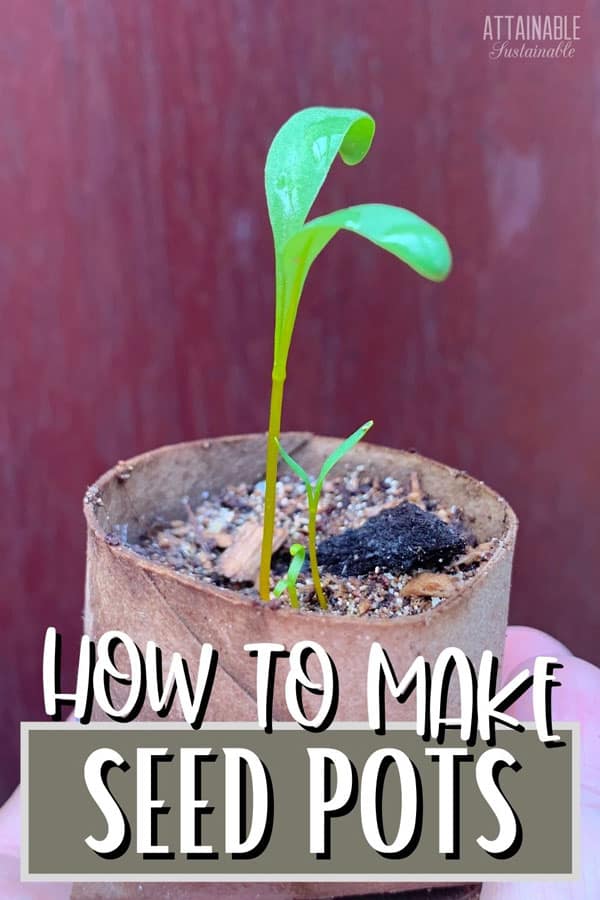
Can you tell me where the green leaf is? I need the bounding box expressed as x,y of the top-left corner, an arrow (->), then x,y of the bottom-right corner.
265,107 -> 375,255
315,420 -> 374,491
288,542 -> 306,578
277,204 -> 451,358
273,543 -> 306,608
293,201 -> 452,291
275,438 -> 314,498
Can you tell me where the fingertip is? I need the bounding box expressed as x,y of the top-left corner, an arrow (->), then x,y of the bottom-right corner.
502,626 -> 572,683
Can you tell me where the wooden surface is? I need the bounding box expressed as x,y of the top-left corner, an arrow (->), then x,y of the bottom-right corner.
1,0 -> 598,800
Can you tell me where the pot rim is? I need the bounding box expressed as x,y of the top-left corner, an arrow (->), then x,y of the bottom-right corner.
84,433 -> 518,631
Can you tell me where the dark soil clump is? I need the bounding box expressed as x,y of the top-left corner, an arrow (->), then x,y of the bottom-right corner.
318,502 -> 466,577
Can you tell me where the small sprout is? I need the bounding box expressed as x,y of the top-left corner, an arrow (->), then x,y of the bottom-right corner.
273,543 -> 306,609
276,420 -> 373,609
258,106 -> 452,600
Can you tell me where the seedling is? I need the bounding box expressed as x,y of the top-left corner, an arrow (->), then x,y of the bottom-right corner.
273,543 -> 306,609
276,420 -> 373,609
259,106 -> 453,600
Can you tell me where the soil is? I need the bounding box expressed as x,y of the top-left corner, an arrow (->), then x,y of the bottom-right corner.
123,466 -> 498,618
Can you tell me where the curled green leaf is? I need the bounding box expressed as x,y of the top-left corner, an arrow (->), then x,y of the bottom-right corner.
273,543 -> 306,609
265,107 -> 375,253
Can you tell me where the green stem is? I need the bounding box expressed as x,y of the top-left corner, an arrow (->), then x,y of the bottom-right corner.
288,583 -> 299,609
259,375 -> 285,600
308,498 -> 328,610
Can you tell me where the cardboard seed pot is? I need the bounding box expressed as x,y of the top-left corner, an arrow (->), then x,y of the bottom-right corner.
77,433 -> 518,900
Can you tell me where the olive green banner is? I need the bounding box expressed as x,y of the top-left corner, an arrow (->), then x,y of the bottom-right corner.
22,723 -> 576,882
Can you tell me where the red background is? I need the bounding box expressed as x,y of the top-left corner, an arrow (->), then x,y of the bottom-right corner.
1,1 -> 598,800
